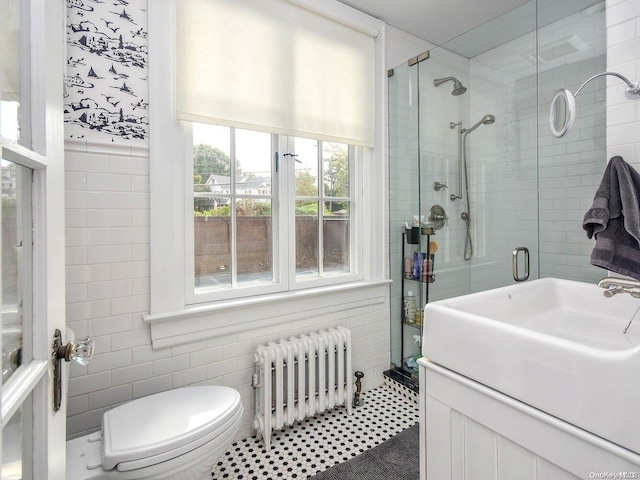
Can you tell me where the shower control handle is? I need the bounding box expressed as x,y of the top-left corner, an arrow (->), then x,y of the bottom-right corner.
433,181 -> 448,191
429,205 -> 448,230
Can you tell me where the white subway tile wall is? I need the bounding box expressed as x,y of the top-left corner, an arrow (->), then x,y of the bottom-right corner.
65,164 -> 392,439
64,8 -> 395,441
389,4 -> 609,331
536,7 -> 607,283
607,0 -> 640,175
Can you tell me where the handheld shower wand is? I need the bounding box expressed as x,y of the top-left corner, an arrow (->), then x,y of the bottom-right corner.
465,114 -> 495,133
448,114 -> 496,260
450,115 -> 495,201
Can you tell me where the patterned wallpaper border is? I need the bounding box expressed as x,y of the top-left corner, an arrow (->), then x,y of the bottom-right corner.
64,0 -> 149,149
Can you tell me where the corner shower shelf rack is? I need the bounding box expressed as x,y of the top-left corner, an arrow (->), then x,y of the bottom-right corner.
396,225 -> 435,385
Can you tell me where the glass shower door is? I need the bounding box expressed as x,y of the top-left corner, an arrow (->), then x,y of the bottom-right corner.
418,19 -> 541,303
388,62 -> 422,380
387,0 -> 607,387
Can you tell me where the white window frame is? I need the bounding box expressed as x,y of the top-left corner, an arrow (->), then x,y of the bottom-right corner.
145,0 -> 389,349
184,125 -> 285,303
284,137 -> 361,289
185,128 -> 363,306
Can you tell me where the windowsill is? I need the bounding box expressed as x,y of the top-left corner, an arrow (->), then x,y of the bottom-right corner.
143,279 -> 391,349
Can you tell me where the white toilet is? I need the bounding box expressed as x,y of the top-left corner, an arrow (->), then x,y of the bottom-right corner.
66,386 -> 243,480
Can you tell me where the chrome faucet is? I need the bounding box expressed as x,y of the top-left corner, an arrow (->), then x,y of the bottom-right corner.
597,277 -> 640,334
597,277 -> 640,298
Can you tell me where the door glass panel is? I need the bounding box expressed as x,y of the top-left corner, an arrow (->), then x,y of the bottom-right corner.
2,406 -> 23,479
2,159 -> 31,384
2,391 -> 33,480
0,0 -> 25,144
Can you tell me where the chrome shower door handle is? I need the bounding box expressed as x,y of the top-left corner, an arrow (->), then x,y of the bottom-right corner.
512,247 -> 530,282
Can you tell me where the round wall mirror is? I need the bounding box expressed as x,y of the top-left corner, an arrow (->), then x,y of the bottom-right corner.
549,89 -> 576,138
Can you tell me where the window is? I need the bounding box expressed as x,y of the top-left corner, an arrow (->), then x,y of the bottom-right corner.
146,0 -> 388,347
188,124 -> 359,304
191,125 -> 275,295
292,137 -> 352,280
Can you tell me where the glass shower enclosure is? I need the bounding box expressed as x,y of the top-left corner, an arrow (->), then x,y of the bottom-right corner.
389,0 -> 607,385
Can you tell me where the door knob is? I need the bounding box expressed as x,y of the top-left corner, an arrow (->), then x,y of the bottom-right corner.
52,329 -> 94,412
55,334 -> 94,365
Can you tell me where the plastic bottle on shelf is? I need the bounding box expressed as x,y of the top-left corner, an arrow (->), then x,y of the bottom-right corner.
403,290 -> 417,324
404,258 -> 412,279
412,252 -> 420,279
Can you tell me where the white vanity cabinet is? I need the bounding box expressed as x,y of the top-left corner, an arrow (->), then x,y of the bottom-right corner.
419,358 -> 640,480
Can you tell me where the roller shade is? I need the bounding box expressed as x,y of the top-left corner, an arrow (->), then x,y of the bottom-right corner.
176,0 -> 376,147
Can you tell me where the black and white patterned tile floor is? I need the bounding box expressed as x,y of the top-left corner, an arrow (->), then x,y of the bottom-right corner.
211,384 -> 419,479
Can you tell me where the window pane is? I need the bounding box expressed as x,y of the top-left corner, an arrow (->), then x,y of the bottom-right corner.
0,0 -> 23,143
193,124 -> 275,293
236,129 -> 271,195
296,200 -> 318,276
237,198 -> 272,284
193,124 -> 232,291
323,202 -> 349,274
294,137 -> 318,197
322,142 -> 349,199
194,201 -> 231,289
193,124 -> 231,197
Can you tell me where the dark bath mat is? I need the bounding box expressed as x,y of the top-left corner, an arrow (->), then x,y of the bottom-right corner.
309,423 -> 419,480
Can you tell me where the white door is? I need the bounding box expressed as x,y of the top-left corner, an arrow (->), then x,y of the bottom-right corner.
1,0 -> 67,478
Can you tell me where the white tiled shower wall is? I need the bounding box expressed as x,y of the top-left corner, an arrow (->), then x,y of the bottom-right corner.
606,0 -> 640,172
537,7 -> 607,283
64,7 -> 409,441
389,2 -> 610,332
388,3 -> 615,369
466,5 -> 607,290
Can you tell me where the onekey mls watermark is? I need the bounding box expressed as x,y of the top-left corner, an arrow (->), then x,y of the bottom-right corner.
589,473 -> 639,479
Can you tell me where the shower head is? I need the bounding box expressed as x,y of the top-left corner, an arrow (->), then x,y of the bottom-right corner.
481,114 -> 495,125
433,76 -> 467,96
466,114 -> 496,133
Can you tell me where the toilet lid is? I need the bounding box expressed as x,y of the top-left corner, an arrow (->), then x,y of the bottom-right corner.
101,386 -> 241,471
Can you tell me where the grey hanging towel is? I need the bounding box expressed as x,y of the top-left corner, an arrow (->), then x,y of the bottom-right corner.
583,156 -> 640,280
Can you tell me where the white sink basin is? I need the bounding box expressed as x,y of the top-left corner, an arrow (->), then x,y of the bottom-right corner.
423,277 -> 640,454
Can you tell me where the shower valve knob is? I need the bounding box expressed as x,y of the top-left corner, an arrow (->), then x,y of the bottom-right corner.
433,181 -> 448,191
429,205 -> 448,229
